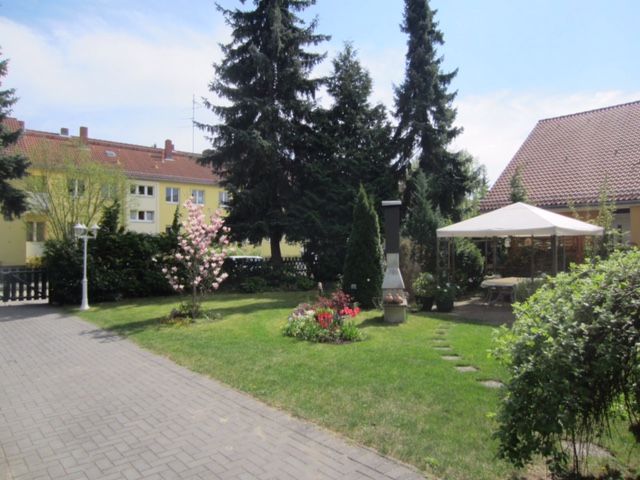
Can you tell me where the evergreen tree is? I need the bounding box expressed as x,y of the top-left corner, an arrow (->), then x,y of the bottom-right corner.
393,0 -> 470,219
289,44 -> 396,280
402,171 -> 444,273
343,185 -> 383,309
198,0 -> 328,263
0,50 -> 29,220
509,166 -> 528,203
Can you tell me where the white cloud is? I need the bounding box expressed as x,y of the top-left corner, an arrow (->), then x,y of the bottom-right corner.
0,15 -> 229,152
2,13 -> 639,180
452,90 -> 640,184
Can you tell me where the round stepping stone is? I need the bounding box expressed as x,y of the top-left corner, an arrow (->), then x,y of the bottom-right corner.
433,346 -> 452,351
455,365 -> 478,373
478,380 -> 504,388
441,355 -> 461,361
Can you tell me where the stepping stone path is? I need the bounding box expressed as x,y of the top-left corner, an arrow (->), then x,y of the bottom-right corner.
441,355 -> 461,361
431,323 -> 506,389
455,365 -> 478,373
478,380 -> 504,389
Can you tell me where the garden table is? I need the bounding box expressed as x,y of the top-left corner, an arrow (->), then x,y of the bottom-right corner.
480,276 -> 529,304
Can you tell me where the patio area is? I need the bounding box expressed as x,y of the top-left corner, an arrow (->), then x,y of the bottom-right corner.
438,295 -> 516,326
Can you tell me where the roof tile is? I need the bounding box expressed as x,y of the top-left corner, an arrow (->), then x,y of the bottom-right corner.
2,119 -> 220,185
481,100 -> 640,210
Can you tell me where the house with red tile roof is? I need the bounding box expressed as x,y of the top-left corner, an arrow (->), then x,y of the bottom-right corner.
481,100 -> 640,246
0,119 -> 301,265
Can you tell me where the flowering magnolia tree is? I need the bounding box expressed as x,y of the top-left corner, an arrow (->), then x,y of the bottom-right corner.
162,197 -> 230,319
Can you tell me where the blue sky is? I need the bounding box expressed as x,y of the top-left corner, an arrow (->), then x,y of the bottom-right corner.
1,0 -> 639,182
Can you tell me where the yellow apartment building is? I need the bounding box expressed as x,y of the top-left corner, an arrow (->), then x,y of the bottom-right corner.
0,119 -> 301,266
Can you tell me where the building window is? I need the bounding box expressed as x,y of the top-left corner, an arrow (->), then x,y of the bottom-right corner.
101,184 -> 117,199
129,210 -> 155,222
166,187 -> 179,204
218,190 -> 230,207
68,179 -> 85,198
192,189 -> 205,205
26,222 -> 46,242
130,184 -> 154,197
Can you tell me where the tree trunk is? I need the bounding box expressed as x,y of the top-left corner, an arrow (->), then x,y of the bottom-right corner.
270,233 -> 283,264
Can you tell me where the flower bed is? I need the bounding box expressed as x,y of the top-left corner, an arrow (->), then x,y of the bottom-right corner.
283,290 -> 363,343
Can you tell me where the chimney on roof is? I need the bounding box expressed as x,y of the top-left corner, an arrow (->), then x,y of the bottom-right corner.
79,126 -> 88,142
60,127 -> 69,136
163,139 -> 174,160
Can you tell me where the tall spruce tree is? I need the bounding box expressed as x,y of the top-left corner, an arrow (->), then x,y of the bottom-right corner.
289,44 -> 396,280
0,50 -> 29,220
342,185 -> 383,309
394,0 -> 470,219
198,0 -> 328,263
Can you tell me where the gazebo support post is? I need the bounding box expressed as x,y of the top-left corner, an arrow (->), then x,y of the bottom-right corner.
551,235 -> 558,276
436,237 -> 440,280
484,240 -> 489,272
451,239 -> 456,284
530,235 -> 535,280
492,237 -> 498,275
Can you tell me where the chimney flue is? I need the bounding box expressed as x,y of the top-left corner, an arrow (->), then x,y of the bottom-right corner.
79,126 -> 88,141
163,139 -> 174,160
381,200 -> 407,323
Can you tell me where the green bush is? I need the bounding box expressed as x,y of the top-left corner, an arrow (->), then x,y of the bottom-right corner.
512,277 -> 545,303
43,203 -> 175,305
413,272 -> 437,311
434,283 -> 457,312
295,276 -> 316,291
222,257 -> 313,292
453,238 -> 484,291
492,249 -> 640,477
239,277 -> 268,293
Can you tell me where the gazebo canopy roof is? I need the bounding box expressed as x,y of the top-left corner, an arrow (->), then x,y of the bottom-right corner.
437,202 -> 605,238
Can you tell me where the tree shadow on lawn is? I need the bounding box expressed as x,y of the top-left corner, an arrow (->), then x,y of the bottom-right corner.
86,299 -> 298,340
80,317 -> 166,341
358,315 -> 404,329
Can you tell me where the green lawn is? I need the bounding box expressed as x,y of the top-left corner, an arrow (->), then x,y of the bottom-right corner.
76,292 -> 638,480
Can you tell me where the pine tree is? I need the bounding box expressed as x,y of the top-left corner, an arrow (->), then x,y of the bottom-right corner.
402,171 -> 444,273
289,44 -> 396,280
393,0 -> 470,219
0,50 -> 30,220
198,0 -> 328,263
342,185 -> 383,309
509,166 -> 528,203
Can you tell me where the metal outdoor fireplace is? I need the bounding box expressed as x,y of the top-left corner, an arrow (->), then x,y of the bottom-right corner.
381,200 -> 407,323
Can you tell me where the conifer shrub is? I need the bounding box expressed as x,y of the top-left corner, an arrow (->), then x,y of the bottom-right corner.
492,250 -> 640,477
342,185 -> 383,309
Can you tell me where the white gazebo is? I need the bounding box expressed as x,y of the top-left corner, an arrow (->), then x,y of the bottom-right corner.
436,202 -> 604,276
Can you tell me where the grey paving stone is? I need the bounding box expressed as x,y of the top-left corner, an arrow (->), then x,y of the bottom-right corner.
0,305 -> 426,479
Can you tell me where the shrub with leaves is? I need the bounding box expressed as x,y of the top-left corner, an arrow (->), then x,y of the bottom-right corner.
283,290 -> 363,343
492,249 -> 640,477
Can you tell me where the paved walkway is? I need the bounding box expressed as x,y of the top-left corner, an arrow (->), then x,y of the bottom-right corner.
0,305 -> 424,480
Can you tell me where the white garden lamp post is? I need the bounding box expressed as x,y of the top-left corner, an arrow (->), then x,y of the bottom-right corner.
74,223 -> 99,311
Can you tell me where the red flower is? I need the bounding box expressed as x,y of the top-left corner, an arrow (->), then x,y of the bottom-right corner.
316,312 -> 334,329
339,306 -> 361,318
